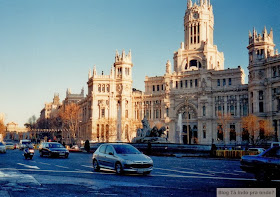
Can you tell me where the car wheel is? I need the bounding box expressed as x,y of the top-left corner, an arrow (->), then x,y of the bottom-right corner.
48,152 -> 52,157
115,162 -> 123,175
255,170 -> 271,182
93,159 -> 100,172
65,154 -> 69,159
40,151 -> 43,157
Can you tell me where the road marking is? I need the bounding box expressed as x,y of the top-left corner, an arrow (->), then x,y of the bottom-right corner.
81,165 -> 93,168
38,162 -> 51,165
151,173 -> 256,181
154,167 -> 215,176
17,163 -> 40,169
55,165 -> 69,169
206,170 -> 240,176
234,170 -> 246,173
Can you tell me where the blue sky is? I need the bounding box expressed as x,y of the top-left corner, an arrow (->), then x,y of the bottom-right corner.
0,0 -> 279,127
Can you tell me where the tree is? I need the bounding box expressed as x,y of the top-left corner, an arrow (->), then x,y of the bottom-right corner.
59,103 -> 80,144
216,112 -> 232,141
242,114 -> 274,145
0,119 -> 6,140
24,115 -> 37,130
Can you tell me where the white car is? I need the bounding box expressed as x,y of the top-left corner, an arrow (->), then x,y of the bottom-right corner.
0,142 -> 6,153
248,148 -> 265,154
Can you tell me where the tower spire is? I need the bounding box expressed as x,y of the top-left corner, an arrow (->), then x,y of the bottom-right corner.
187,0 -> 192,8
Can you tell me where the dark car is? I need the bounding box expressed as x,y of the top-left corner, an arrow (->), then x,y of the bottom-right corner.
240,146 -> 280,181
39,142 -> 69,158
92,143 -> 153,175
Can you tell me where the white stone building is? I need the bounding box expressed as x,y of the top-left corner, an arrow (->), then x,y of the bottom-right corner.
79,0 -> 280,145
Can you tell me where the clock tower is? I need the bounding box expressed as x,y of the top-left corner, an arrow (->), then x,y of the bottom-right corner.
172,0 -> 224,72
184,0 -> 214,50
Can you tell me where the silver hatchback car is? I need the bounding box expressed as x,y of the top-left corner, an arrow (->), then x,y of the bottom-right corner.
92,143 -> 153,175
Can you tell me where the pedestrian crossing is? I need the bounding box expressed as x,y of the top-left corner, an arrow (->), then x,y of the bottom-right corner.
0,169 -> 41,192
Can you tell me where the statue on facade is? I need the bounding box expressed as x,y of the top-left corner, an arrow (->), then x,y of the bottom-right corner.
132,117 -> 169,143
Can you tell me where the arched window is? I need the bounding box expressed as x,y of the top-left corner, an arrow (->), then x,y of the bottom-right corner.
190,60 -> 202,68
98,84 -> 101,92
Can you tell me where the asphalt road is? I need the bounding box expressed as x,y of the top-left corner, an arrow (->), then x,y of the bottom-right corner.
0,149 -> 279,197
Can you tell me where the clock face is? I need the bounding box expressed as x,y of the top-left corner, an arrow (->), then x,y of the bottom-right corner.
193,12 -> 199,19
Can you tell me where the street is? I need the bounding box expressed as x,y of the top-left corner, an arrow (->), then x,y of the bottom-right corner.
0,149 -> 279,197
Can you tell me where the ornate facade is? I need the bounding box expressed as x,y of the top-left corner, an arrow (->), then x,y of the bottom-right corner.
80,0 -> 280,145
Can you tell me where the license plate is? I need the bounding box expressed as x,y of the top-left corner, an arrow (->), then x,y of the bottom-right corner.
137,169 -> 144,173
59,152 -> 65,155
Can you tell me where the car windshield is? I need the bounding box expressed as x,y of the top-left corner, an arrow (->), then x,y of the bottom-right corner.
113,145 -> 141,154
22,142 -> 30,144
49,143 -> 64,148
6,143 -> 13,145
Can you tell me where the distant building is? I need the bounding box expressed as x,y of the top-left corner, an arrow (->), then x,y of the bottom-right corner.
39,93 -> 62,120
79,0 -> 280,145
6,122 -> 28,141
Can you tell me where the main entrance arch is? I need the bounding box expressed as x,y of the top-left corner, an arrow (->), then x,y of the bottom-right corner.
176,102 -> 198,144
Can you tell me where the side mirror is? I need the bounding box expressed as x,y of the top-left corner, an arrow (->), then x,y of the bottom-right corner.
109,152 -> 114,155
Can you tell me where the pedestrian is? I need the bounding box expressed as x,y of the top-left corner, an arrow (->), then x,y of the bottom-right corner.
84,140 -> 90,153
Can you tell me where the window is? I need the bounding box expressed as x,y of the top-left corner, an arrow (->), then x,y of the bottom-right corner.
190,80 -> 193,87
180,81 -> 183,88
195,79 -> 198,87
105,145 -> 114,154
203,125 -> 206,138
230,105 -> 234,116
176,81 -> 178,89
125,110 -> 128,118
259,102 -> 264,113
230,125 -> 236,141
217,125 -> 223,141
217,79 -> 220,86
185,80 -> 188,88
242,128 -> 249,141
259,91 -> 263,100
153,85 -> 155,92
99,145 -> 106,153
229,78 -> 232,86
101,109 -> 105,118
166,108 -> 169,117
223,79 -> 226,86
203,106 -> 206,116
157,85 -> 159,91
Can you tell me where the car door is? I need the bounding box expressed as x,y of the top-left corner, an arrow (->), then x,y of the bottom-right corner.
97,145 -> 107,167
104,145 -> 116,169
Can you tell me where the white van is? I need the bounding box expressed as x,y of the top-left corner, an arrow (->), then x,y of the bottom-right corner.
271,142 -> 280,148
19,140 -> 31,150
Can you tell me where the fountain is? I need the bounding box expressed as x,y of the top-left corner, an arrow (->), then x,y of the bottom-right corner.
132,117 -> 169,143
178,113 -> 183,144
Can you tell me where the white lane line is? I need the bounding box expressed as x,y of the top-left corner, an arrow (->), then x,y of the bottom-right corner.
38,162 -> 51,165
17,163 -> 40,169
206,170 -> 240,176
154,167 -> 215,176
151,173 -> 256,181
81,165 -> 93,168
234,170 -> 247,173
54,165 -> 69,169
